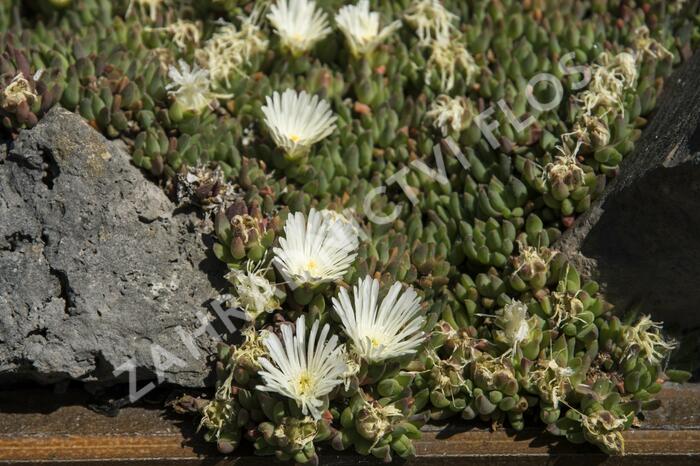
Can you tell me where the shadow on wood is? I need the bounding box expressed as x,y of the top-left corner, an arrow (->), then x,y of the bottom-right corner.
0,384 -> 698,465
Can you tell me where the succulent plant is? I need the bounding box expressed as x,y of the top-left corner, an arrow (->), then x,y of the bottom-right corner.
3,0 -> 697,461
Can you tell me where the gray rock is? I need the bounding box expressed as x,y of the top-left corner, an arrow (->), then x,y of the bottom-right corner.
555,53 -> 700,342
0,107 -> 231,387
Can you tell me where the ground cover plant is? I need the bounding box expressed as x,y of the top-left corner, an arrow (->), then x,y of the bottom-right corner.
1,0 -> 698,463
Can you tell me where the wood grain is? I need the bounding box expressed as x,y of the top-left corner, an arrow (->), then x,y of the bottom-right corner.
0,384 -> 698,465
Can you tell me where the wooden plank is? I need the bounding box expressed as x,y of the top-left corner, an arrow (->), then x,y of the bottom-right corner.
0,384 -> 698,464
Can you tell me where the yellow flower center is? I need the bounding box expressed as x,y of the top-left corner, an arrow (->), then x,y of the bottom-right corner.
297,371 -> 313,395
289,133 -> 301,143
370,337 -> 381,347
306,259 -> 318,272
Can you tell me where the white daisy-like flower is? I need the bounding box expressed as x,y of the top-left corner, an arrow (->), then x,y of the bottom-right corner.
332,275 -> 425,363
226,265 -> 280,320
257,315 -> 347,419
268,0 -> 331,56
335,0 -> 402,58
261,89 -> 337,160
404,0 -> 457,45
273,208 -> 359,287
166,60 -> 231,113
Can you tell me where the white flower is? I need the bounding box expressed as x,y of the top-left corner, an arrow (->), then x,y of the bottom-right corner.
426,94 -> 477,136
257,315 -> 347,419
261,89 -> 337,159
166,60 -> 231,113
332,275 -> 425,363
320,208 -> 366,240
273,208 -> 359,286
404,0 -> 457,45
496,300 -> 531,356
335,0 -> 401,57
268,0 -> 331,56
226,265 -> 280,320
319,208 -> 352,225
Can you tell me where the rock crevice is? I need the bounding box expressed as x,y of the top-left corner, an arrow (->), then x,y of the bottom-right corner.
555,53 -> 700,372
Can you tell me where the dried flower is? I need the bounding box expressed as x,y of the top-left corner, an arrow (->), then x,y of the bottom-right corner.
150,20 -> 201,50
404,0 -> 457,45
426,35 -> 480,92
546,143 -> 585,187
633,26 -> 674,61
623,315 -> 677,365
166,60 -> 231,113
1,74 -> 37,108
199,12 -> 268,87
426,94 -> 477,135
126,0 -> 164,22
226,265 -> 280,320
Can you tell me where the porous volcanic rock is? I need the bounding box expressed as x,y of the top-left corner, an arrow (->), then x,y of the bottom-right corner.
0,107 -> 230,387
